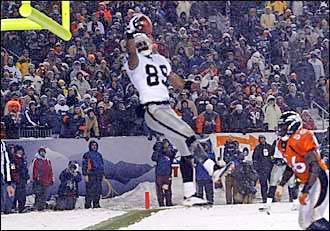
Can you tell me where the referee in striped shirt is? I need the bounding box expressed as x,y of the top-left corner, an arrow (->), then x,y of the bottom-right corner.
1,122 -> 15,214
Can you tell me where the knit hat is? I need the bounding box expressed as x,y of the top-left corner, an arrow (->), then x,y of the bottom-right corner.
235,104 -> 243,110
206,104 -> 213,110
84,94 -> 91,99
38,146 -> 46,153
256,96 -> 263,102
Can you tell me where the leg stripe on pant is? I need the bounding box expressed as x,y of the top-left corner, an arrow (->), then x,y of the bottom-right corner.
146,107 -> 189,139
314,170 -> 328,209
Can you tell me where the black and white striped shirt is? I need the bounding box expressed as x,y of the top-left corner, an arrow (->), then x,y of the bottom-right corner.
1,140 -> 12,183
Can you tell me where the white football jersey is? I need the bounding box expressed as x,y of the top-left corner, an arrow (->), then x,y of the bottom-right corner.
124,53 -> 171,104
273,138 -> 287,163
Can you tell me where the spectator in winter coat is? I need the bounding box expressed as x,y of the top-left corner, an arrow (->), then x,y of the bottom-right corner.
22,101 -> 40,128
252,135 -> 273,203
294,57 -> 316,96
32,146 -> 54,211
245,95 -> 265,130
4,56 -> 22,81
56,161 -> 82,210
11,145 -> 29,213
41,102 -> 61,136
314,77 -> 329,108
64,105 -> 86,138
195,142 -> 215,204
54,95 -> 70,115
230,104 -> 249,132
176,91 -> 198,118
87,13 -> 105,35
266,1 -> 287,14
308,50 -> 325,82
4,93 -> 22,116
178,100 -> 195,130
247,51 -> 266,77
195,90 -> 210,114
66,87 -> 80,108
152,139 -> 176,207
214,102 -> 231,131
96,3 -> 112,27
84,108 -> 100,141
82,140 -> 104,209
276,96 -> 290,112
240,8 -> 260,46
70,71 -> 91,97
301,110 -> 317,130
96,103 -> 111,137
260,6 -> 276,30
284,83 -> 305,111
2,104 -> 22,139
262,95 -> 282,130
196,104 -> 221,134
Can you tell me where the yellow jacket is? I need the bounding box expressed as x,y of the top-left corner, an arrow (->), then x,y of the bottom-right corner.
16,61 -> 31,77
84,115 -> 100,138
266,1 -> 288,14
260,13 -> 276,30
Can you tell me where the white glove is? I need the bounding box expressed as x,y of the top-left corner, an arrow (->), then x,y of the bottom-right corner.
126,14 -> 142,34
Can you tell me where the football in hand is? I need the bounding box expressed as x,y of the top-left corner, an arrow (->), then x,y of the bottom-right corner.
135,14 -> 153,35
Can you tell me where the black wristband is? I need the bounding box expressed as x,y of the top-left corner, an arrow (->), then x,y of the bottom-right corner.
126,32 -> 135,40
184,80 -> 194,91
301,184 -> 312,193
279,180 -> 286,187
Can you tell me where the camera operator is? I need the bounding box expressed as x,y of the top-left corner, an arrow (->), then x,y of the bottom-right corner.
232,160 -> 258,204
223,136 -> 241,204
56,161 -> 82,210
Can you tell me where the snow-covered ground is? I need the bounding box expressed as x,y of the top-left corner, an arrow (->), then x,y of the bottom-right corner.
124,203 -> 302,230
1,171 -> 329,230
1,209 -> 125,230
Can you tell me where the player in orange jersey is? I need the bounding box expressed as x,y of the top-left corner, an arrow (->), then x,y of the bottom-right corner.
275,111 -> 329,230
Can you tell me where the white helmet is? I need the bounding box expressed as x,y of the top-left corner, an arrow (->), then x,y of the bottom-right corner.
277,111 -> 303,141
134,33 -> 153,56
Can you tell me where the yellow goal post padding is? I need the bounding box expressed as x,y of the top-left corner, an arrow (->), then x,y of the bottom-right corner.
1,1 -> 72,41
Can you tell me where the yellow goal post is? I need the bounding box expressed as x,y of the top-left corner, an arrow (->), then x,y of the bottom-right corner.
1,1 -> 72,41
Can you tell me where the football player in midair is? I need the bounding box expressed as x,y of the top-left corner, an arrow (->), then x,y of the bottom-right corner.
123,14 -> 234,206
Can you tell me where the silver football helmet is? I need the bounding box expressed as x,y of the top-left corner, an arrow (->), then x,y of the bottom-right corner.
134,33 -> 153,56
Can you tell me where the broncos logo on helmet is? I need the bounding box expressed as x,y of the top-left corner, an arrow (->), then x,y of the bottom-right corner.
277,111 -> 303,141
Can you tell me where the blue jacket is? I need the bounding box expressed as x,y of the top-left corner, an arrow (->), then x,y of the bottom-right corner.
196,151 -> 216,181
151,142 -> 176,177
82,141 -> 104,176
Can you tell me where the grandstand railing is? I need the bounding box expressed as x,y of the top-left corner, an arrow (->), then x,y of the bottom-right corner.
19,126 -> 52,138
311,100 -> 329,130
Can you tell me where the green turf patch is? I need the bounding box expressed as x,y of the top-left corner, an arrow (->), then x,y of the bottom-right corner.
84,208 -> 163,230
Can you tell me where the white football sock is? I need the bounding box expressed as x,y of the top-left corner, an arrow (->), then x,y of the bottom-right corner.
267,198 -> 273,204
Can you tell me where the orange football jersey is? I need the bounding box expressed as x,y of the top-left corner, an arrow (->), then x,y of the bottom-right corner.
278,128 -> 327,184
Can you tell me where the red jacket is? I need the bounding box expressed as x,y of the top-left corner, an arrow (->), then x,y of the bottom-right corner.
196,112 -> 221,134
32,153 -> 54,187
